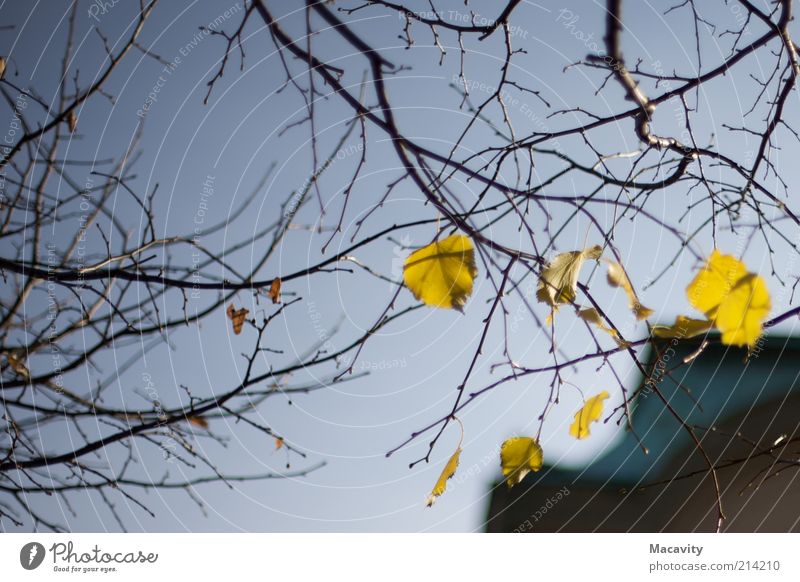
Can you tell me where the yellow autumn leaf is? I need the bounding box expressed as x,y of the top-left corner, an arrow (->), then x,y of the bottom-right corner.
714,274 -> 770,347
500,436 -> 543,488
687,250 -> 747,315
686,251 -> 771,348
578,308 -> 629,347
426,447 -> 461,506
536,245 -> 603,311
651,315 -> 713,339
403,234 -> 477,311
606,261 -> 654,320
569,390 -> 609,439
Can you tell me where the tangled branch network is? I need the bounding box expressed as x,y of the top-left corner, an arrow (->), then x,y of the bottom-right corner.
2,0 -> 800,532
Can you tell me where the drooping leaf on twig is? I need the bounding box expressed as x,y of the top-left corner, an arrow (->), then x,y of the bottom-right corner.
606,260 -> 653,320
569,390 -> 610,440
268,277 -> 282,304
426,418 -> 464,506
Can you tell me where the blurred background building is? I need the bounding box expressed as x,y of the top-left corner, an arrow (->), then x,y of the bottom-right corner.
486,336 -> 800,532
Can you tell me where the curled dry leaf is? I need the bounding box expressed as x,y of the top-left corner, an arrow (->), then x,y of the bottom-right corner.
606,261 -> 654,320
500,436 -> 543,488
578,308 -> 629,348
403,234 -> 477,311
569,390 -> 609,440
6,352 -> 29,378
536,245 -> 603,314
651,315 -> 713,340
268,277 -> 281,304
426,447 -> 462,507
226,304 -> 249,335
274,437 -> 284,450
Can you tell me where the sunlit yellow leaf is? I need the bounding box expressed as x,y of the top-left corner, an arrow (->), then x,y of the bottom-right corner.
606,261 -> 654,320
403,234 -> 477,311
536,246 -> 603,311
578,308 -> 629,347
500,436 -> 543,488
6,352 -> 29,378
569,390 -> 609,439
651,315 -> 713,339
66,111 -> 77,133
686,251 -> 770,348
686,250 -> 747,315
714,274 -> 771,347
426,447 -> 462,506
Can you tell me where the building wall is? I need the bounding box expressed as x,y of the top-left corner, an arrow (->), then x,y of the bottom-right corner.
486,339 -> 800,532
